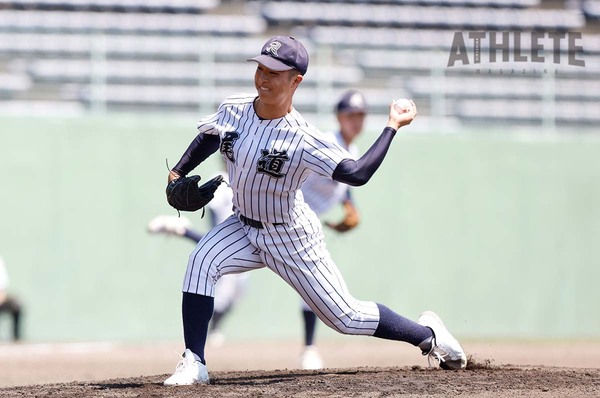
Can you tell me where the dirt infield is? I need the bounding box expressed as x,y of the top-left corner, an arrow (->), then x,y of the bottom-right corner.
1,340 -> 599,397
2,365 -> 599,397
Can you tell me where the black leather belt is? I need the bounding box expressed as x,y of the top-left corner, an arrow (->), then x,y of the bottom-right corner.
239,214 -> 283,229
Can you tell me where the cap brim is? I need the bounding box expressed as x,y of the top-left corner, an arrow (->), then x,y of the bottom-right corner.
247,55 -> 294,71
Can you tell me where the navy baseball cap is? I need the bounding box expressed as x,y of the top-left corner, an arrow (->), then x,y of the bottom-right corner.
336,90 -> 367,114
248,36 -> 309,75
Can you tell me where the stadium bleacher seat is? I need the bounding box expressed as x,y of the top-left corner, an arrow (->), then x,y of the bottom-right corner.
0,73 -> 32,98
0,0 -> 597,129
72,83 -> 410,113
0,100 -> 84,115
303,26 -> 600,56
0,10 -> 265,35
347,48 -> 600,74
258,0 -> 541,7
25,59 -> 364,87
0,33 -> 271,60
0,0 -> 220,13
261,2 -> 585,30
455,98 -> 600,123
405,75 -> 600,100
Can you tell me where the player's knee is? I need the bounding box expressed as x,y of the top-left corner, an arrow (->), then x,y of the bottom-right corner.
329,311 -> 364,335
336,323 -> 355,335
184,253 -> 221,295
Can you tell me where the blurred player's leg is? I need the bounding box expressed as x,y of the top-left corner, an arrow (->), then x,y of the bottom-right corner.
0,296 -> 22,341
208,273 -> 250,347
147,215 -> 205,243
300,300 -> 322,369
147,215 -> 191,236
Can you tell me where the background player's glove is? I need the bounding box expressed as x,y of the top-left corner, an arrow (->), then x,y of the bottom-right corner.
166,174 -> 224,212
325,201 -> 360,233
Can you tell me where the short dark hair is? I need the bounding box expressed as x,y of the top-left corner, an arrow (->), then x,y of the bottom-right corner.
287,69 -> 301,80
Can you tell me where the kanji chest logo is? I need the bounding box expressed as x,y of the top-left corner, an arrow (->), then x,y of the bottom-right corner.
257,148 -> 290,178
220,131 -> 239,162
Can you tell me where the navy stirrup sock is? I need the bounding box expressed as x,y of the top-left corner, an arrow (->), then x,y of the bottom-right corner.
302,310 -> 318,346
373,304 -> 433,347
182,292 -> 214,364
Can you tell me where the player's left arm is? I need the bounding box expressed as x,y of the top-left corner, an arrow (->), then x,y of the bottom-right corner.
332,100 -> 416,187
166,132 -> 223,212
169,134 -> 220,182
168,108 -> 223,182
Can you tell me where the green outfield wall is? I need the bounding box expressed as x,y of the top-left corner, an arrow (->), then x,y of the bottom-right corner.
0,115 -> 598,343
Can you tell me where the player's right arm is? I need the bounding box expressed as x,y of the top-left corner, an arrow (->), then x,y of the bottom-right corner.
332,100 -> 417,187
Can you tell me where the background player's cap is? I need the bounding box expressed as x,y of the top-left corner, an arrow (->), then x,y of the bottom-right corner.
336,90 -> 367,114
247,36 -> 309,76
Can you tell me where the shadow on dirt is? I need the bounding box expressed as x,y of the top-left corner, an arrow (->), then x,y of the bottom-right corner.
91,382 -> 144,390
211,368 -> 367,386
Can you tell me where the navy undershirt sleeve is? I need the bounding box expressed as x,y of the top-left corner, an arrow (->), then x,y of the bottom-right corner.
332,127 -> 396,186
172,134 -> 220,176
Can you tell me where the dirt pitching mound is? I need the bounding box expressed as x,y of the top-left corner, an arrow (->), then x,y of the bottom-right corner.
1,365 -> 598,398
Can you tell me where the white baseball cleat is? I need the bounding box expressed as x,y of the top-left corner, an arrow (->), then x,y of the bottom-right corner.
164,349 -> 210,386
301,346 -> 324,370
417,311 -> 467,370
147,215 -> 191,236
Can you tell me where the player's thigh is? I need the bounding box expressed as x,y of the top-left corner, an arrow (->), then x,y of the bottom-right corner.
183,215 -> 263,296
257,230 -> 378,335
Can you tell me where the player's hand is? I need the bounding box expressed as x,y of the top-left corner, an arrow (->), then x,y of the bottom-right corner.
324,201 -> 360,233
168,170 -> 181,183
387,99 -> 417,131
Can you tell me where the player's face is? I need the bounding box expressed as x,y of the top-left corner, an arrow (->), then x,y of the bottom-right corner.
254,65 -> 301,106
337,111 -> 366,144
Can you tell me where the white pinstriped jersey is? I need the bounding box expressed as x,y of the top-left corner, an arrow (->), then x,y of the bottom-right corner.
197,93 -> 351,224
301,131 -> 359,216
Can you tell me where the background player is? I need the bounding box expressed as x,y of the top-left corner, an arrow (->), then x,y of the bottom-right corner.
163,35 -> 466,386
299,89 -> 368,369
0,255 -> 23,342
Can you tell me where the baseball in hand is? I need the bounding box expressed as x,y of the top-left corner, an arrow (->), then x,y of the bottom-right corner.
393,99 -> 413,113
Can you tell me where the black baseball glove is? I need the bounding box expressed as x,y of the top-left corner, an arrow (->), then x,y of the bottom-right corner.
166,174 -> 224,212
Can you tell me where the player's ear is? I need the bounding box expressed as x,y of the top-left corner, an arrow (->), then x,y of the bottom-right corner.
290,71 -> 303,87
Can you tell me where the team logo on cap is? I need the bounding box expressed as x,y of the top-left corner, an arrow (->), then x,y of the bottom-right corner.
257,148 -> 289,178
265,41 -> 281,57
220,131 -> 239,162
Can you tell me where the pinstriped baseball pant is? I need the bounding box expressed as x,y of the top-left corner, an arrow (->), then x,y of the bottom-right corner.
182,211 -> 380,336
